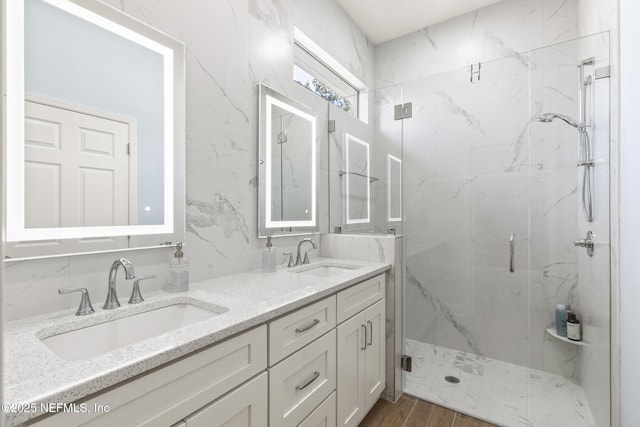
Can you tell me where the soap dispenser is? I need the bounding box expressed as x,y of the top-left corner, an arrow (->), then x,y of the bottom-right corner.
167,242 -> 189,292
262,236 -> 276,273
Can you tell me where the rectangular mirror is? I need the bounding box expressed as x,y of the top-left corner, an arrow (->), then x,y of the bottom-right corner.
258,84 -> 318,237
344,133 -> 370,224
387,154 -> 402,222
3,0 -> 185,259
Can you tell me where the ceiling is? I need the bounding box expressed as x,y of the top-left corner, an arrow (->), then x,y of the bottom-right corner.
335,0 -> 505,45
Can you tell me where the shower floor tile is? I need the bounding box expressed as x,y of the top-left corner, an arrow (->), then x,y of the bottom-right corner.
404,339 -> 595,427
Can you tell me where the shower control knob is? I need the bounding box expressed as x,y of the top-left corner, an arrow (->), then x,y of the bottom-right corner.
573,230 -> 594,257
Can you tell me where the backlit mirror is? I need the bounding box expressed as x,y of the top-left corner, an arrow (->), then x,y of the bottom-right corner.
3,0 -> 185,259
345,133 -> 370,224
387,154 -> 401,222
258,84 -> 318,237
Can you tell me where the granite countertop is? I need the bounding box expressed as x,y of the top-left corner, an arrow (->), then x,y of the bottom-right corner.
3,258 -> 390,425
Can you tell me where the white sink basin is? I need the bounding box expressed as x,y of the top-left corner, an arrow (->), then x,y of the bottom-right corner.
293,262 -> 361,278
40,303 -> 226,361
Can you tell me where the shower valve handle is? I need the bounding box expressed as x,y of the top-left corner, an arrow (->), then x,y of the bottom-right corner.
574,231 -> 594,257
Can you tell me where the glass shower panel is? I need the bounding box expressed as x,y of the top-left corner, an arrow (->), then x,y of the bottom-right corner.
400,32 -> 610,427
401,56 -> 532,378
528,33 -> 610,427
328,84 -> 402,234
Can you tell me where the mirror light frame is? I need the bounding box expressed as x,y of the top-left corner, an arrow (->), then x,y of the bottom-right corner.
387,154 -> 402,222
258,83 -> 319,237
264,94 -> 317,229
345,133 -> 370,225
3,0 -> 185,249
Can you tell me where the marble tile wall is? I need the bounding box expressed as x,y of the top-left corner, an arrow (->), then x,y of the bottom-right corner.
374,0 -> 612,414
2,0 -> 375,321
577,2 -> 618,427
320,233 -> 403,402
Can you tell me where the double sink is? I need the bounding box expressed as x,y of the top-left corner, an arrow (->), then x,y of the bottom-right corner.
39,261 -> 361,361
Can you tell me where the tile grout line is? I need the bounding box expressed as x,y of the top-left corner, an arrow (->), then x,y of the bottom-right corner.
400,398 -> 418,427
451,412 -> 457,427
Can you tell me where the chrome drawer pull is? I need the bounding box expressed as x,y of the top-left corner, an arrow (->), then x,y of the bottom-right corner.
361,325 -> 367,350
367,320 -> 373,346
295,318 -> 320,333
295,371 -> 320,390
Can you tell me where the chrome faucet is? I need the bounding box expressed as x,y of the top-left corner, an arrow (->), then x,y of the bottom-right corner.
104,258 -> 135,309
296,238 -> 317,266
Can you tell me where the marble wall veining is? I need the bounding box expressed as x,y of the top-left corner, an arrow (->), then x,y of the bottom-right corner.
374,2 -> 612,425
2,0 -> 375,321
577,2 -> 618,427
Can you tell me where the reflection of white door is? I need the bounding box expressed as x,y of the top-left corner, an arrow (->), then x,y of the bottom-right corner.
25,100 -> 133,227
8,98 -> 136,258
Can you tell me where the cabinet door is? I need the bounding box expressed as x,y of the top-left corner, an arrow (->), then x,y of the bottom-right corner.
336,274 -> 384,324
298,391 -> 336,427
364,299 -> 386,411
29,326 -> 267,427
184,373 -> 267,427
336,313 -> 366,427
269,330 -> 336,427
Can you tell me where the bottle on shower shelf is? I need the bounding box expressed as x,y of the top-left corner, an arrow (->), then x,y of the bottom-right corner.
567,312 -> 582,341
555,304 -> 570,337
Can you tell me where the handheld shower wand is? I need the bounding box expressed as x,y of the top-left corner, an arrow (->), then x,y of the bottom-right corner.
536,113 -> 584,131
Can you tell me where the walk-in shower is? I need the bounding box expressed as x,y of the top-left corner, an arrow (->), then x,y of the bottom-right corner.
326,29 -> 610,427
398,33 -> 610,427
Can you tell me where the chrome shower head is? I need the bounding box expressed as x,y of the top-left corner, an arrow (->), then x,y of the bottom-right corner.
536,113 -> 581,128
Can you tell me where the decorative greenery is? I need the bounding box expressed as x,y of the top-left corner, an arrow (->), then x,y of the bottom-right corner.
305,78 -> 353,114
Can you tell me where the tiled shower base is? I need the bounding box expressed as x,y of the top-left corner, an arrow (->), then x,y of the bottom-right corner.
403,339 -> 595,427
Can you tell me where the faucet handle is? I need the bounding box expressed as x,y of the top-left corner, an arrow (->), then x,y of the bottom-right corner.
128,275 -> 157,304
59,287 -> 95,316
283,252 -> 295,268
303,251 -> 313,265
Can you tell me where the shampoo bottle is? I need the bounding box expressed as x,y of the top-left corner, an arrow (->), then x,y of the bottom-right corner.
555,304 -> 570,337
262,236 -> 276,273
567,312 -> 582,341
167,242 -> 189,292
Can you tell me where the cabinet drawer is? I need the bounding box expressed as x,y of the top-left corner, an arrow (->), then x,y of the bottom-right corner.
269,295 -> 336,365
336,274 -> 384,323
299,391 -> 336,427
29,326 -> 267,427
269,330 -> 336,427
184,373 -> 267,427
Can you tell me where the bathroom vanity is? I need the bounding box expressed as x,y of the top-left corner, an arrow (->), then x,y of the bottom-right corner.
3,259 -> 389,426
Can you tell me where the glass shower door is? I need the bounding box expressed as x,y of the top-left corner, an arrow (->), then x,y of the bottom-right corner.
400,33 -> 610,427
400,59 -> 532,420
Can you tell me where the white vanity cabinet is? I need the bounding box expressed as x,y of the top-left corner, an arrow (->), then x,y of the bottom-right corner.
28,326 -> 267,427
336,276 -> 386,427
25,272 -> 387,427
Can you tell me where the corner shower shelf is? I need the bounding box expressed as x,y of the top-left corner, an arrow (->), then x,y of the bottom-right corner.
546,327 -> 588,346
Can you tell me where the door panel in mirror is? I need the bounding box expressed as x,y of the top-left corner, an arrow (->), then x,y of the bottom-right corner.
259,84 -> 318,237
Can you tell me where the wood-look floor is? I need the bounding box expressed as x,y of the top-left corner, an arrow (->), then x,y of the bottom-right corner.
359,394 -> 498,427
